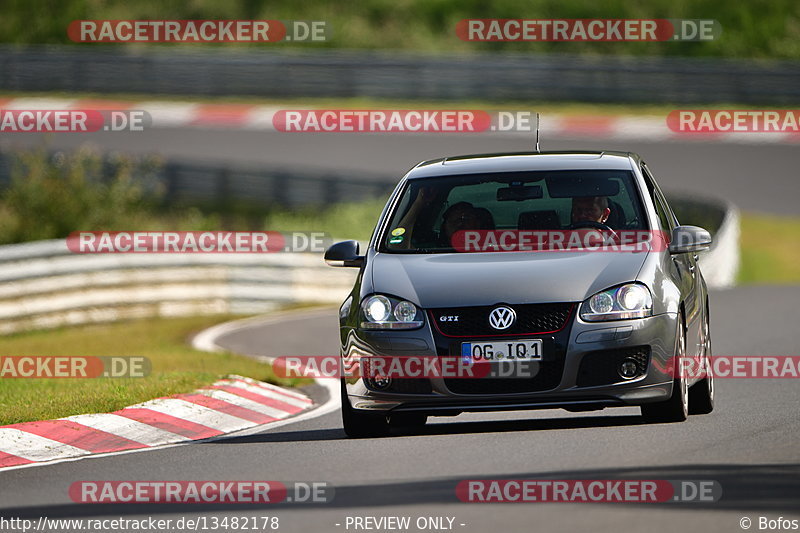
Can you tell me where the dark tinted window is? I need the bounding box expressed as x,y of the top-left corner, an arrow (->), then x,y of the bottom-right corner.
380,170 -> 647,253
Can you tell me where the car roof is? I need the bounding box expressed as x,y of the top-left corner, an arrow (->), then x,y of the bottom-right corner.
407,151 -> 639,179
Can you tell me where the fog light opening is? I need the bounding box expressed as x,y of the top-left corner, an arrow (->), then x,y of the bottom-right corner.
619,359 -> 639,379
367,375 -> 392,390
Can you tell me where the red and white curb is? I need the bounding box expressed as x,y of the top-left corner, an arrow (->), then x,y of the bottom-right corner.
1,97 -> 798,144
0,374 -> 313,470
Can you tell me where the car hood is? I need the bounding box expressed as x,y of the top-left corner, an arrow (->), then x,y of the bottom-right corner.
369,249 -> 650,308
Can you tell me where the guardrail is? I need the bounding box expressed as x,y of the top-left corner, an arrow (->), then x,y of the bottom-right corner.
0,240 -> 358,334
670,195 -> 739,289
0,197 -> 738,335
1,46 -> 799,104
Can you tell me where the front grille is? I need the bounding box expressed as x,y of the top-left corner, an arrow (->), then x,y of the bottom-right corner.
430,303 -> 574,338
444,359 -> 564,394
576,346 -> 651,387
383,378 -> 433,394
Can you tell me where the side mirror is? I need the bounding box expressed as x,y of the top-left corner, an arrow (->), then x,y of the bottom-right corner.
324,240 -> 364,267
669,225 -> 712,254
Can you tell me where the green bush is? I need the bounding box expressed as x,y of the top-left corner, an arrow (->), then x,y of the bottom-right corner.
0,147 -> 218,244
0,146 -> 387,245
0,0 -> 797,59
263,196 -> 387,242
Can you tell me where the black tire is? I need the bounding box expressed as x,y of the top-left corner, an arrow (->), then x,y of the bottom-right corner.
641,316 -> 689,423
689,309 -> 715,415
340,380 -> 390,438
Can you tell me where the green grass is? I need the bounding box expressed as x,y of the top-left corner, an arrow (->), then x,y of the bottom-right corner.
0,314 -> 310,426
0,0 -> 799,59
738,213 -> 800,284
264,197 -> 386,242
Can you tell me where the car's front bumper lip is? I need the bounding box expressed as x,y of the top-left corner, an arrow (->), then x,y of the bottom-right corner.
349,381 -> 672,413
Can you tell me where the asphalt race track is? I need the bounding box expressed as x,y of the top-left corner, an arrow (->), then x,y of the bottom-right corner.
2,129 -> 799,215
1,286 -> 799,532
0,132 -> 798,532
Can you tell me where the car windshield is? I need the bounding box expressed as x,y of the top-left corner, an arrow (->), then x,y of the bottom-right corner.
379,170 -> 648,253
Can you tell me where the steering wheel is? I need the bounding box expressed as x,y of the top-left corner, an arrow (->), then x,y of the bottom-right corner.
569,221 -> 619,243
569,220 -> 615,232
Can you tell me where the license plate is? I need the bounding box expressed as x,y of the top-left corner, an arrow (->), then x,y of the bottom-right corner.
461,339 -> 543,363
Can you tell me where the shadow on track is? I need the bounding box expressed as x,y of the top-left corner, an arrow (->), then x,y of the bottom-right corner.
209,413 -> 648,444
2,463 -> 798,519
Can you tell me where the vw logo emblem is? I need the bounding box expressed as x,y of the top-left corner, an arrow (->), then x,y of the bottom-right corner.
489,306 -> 516,330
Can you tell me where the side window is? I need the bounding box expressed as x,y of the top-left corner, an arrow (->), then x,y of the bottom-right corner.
641,164 -> 672,232
654,188 -> 678,230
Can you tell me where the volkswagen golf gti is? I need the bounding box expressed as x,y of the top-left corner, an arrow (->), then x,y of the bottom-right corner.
325,151 -> 715,437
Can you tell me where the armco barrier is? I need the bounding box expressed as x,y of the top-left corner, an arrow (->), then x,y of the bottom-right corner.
1,46 -> 799,105
0,240 -> 358,334
670,194 -> 739,289
0,198 -> 737,335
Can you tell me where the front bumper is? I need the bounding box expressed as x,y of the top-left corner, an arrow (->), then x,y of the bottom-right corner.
342,311 -> 679,414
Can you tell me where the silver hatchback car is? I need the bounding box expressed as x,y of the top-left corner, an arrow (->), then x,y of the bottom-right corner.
325,151 -> 715,437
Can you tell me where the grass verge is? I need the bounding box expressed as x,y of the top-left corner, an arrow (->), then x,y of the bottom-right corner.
0,314 -> 311,426
738,213 -> 800,285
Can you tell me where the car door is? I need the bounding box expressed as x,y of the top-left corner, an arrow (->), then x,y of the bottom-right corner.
656,186 -> 705,370
641,163 -> 702,364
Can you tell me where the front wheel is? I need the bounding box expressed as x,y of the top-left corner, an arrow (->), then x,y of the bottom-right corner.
641,316 -> 689,423
340,380 -> 390,438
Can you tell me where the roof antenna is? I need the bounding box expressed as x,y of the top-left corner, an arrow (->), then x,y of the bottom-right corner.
535,112 -> 541,153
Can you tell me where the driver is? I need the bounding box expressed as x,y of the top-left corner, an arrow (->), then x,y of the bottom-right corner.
571,196 -> 610,225
440,201 -> 487,245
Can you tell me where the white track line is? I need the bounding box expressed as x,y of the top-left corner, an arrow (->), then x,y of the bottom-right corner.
128,398 -> 255,433
0,307 -> 340,472
61,413 -> 187,446
218,379 -> 314,409
230,376 -> 314,402
0,429 -> 90,462
197,389 -> 292,419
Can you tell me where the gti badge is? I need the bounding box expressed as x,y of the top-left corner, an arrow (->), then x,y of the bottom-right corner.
489,306 -> 516,330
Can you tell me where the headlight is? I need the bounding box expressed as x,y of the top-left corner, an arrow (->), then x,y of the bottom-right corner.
364,295 -> 391,322
580,283 -> 653,321
361,295 -> 424,329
